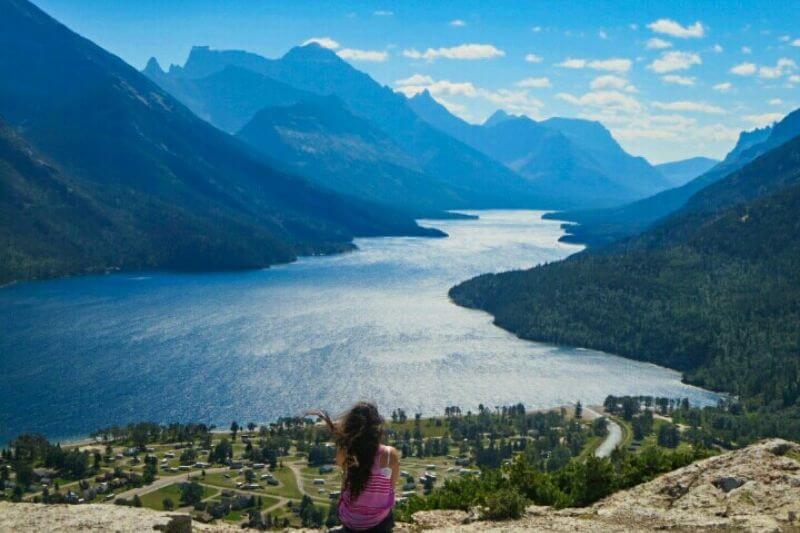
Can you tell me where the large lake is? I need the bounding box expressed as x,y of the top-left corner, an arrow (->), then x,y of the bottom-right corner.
0,211 -> 719,444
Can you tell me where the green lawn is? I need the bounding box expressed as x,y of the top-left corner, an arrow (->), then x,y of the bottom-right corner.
207,494 -> 281,522
139,483 -> 218,511
201,472 -> 240,490
264,467 -> 302,499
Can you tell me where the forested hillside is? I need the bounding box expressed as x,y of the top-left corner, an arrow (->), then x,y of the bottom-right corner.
451,133 -> 800,439
236,98 -> 462,215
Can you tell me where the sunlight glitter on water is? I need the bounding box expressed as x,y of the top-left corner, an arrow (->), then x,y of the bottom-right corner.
0,211 -> 719,443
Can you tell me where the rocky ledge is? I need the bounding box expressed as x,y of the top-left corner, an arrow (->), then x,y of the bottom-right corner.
1,439 -> 798,532
412,439 -> 800,532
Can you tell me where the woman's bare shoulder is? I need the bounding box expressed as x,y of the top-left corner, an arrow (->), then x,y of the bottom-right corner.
384,445 -> 400,460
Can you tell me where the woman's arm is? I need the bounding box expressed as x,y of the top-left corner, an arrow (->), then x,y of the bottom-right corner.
335,447 -> 345,468
388,447 -> 400,486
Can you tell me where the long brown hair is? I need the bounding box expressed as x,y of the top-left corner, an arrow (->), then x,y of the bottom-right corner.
308,402 -> 384,499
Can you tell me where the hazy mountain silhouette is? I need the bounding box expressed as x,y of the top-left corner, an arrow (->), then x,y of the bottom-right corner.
551,109 -> 800,247
146,44 -> 546,209
236,97 -> 462,214
655,157 -> 719,186
409,91 -> 669,208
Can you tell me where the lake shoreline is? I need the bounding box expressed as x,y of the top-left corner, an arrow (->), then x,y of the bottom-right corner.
0,210 -> 720,445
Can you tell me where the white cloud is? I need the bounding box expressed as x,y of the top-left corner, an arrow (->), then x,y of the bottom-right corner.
662,74 -> 696,85
758,58 -> 797,79
394,76 -> 477,97
769,98 -> 783,105
646,38 -> 672,49
558,58 -> 587,68
395,74 -> 434,86
515,77 -> 551,88
403,44 -> 505,61
589,75 -> 636,92
793,38 -> 800,47
302,37 -> 340,50
598,30 -> 609,40
590,75 -> 626,90
481,89 -> 544,115
713,44 -> 723,53
557,57 -> 632,73
557,90 -> 644,113
745,112 -> 785,126
450,19 -> 466,27
589,58 -> 632,72
337,48 -> 388,62
741,46 -> 752,54
713,82 -> 732,92
790,75 -> 800,83
647,51 -> 701,73
730,62 -> 757,76
647,19 -> 705,39
373,10 -> 393,16
531,26 -> 542,33
436,97 -> 469,116
524,53 -> 543,63
394,75 -> 543,117
611,115 -> 738,143
652,101 -> 726,114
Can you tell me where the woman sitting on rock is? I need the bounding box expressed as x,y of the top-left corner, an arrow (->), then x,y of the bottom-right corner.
310,402 -> 399,532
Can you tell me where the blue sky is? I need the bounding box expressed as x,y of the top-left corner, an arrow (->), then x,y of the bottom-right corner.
36,0 -> 800,163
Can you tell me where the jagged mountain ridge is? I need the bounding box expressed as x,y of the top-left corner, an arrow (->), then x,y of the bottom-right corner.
0,0 -> 437,283
145,44 -> 547,210
551,108 -> 799,247
408,90 -> 669,208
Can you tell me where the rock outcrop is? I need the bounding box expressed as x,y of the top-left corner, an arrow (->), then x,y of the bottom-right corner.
1,440 -> 798,532
410,439 -> 800,532
0,503 -> 239,532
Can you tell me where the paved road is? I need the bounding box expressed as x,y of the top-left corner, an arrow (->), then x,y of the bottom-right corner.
113,467 -> 228,500
583,406 -> 623,458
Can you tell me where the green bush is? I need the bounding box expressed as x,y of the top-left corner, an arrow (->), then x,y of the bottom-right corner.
482,487 -> 526,520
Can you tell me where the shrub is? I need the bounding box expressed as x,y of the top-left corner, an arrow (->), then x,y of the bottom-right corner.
482,487 -> 526,520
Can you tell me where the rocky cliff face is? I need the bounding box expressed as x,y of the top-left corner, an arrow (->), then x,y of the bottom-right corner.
1,440 -> 798,532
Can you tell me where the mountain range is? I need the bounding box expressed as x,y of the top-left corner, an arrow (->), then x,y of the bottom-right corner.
551,110 -> 800,246
450,122 -> 800,431
654,156 -> 719,187
2,0 -> 781,285
145,45 -> 676,213
0,0 -> 439,284
409,92 -> 670,208
144,45 -> 544,213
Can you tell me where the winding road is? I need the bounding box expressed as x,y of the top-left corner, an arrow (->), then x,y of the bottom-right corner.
583,407 -> 623,458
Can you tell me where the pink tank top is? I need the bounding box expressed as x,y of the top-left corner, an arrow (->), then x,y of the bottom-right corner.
338,444 -> 395,530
